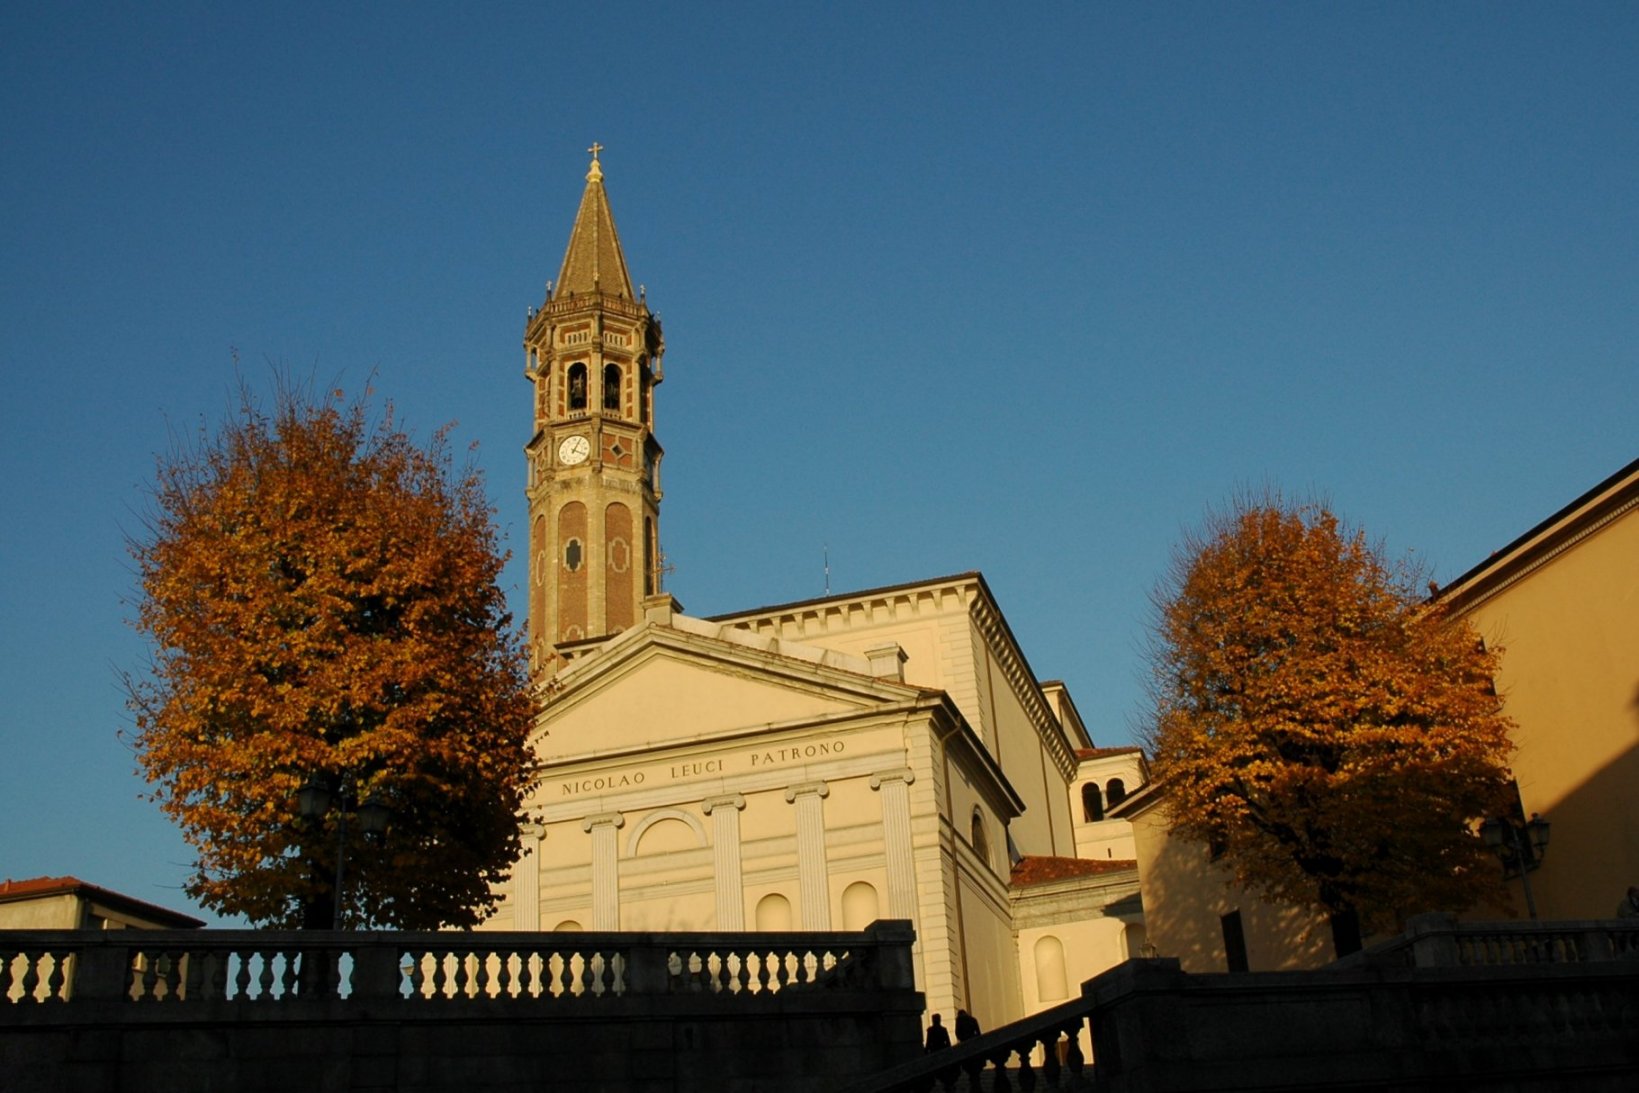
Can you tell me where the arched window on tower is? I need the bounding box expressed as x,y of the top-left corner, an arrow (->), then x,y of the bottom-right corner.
637,357 -> 650,424
971,808 -> 991,869
1082,782 -> 1104,822
567,363 -> 588,411
603,364 -> 622,411
1107,778 -> 1127,807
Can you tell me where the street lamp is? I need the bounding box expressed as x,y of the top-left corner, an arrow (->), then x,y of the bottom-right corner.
1480,812 -> 1551,920
297,774 -> 392,930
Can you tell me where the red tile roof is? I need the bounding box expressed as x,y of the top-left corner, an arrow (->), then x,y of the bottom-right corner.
1010,856 -> 1138,887
1075,746 -> 1143,760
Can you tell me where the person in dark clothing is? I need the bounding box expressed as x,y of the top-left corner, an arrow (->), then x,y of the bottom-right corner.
924,1013 -> 952,1052
955,1009 -> 981,1042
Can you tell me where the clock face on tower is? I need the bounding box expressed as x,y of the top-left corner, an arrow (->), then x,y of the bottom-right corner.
557,435 -> 591,466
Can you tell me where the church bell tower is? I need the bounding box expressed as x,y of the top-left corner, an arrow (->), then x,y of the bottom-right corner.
524,146 -> 665,674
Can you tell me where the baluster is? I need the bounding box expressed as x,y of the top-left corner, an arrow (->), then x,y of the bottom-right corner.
254,949 -> 276,999
732,952 -> 750,995
407,951 -> 427,998
598,951 -> 612,995
751,951 -> 769,993
705,951 -> 722,993
137,950 -> 160,1001
430,952 -> 450,999
0,951 -> 15,1000
19,952 -> 42,1002
183,947 -> 207,1001
234,951 -> 254,999
43,951 -> 67,1001
516,950 -> 535,997
458,949 -> 476,998
496,949 -> 514,998
1038,1031 -> 1061,1084
555,952 -> 573,997
574,951 -> 592,996
211,950 -> 231,1001
991,1047 -> 1016,1091
1062,1021 -> 1085,1074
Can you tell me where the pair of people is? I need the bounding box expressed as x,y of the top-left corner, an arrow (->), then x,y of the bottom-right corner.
924,1009 -> 981,1052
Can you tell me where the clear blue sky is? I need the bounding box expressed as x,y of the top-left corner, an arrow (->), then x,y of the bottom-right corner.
2,3 -> 1634,924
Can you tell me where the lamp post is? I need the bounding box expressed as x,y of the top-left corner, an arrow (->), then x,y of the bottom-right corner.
1480,812 -> 1551,920
297,774 -> 393,930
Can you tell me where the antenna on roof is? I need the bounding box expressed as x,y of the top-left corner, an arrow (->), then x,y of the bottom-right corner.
823,545 -> 830,596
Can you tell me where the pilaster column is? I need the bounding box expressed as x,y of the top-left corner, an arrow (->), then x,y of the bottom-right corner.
581,812 -> 625,930
703,793 -> 748,930
515,823 -> 544,931
870,769 -> 918,919
784,781 -> 832,929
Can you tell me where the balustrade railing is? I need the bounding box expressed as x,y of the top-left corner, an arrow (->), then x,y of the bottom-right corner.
1,921 -> 912,1008
847,992 -> 1093,1093
1341,913 -> 1639,969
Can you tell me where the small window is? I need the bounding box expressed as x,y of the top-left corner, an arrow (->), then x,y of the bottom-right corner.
970,808 -> 990,867
1221,910 -> 1248,973
568,363 -> 588,410
603,364 -> 622,411
564,539 -> 583,572
1081,783 -> 1104,822
1107,778 -> 1127,807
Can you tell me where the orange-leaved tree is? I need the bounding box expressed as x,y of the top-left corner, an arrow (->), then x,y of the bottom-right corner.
128,384 -> 537,929
1146,497 -> 1514,946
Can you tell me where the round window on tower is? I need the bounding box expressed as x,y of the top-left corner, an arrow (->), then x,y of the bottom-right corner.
564,539 -> 584,572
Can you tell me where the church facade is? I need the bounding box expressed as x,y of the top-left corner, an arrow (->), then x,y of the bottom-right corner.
486,151 -> 1146,1032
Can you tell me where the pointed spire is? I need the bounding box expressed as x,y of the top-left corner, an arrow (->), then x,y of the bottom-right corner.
553,143 -> 635,301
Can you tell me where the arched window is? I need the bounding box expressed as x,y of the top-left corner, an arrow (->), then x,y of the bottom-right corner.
1081,783 -> 1104,822
567,363 -> 588,410
1107,778 -> 1127,807
554,919 -> 583,932
603,364 -> 622,411
970,808 -> 990,868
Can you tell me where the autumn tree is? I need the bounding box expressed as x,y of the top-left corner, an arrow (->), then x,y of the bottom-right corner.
1146,497 -> 1514,946
128,384 -> 537,929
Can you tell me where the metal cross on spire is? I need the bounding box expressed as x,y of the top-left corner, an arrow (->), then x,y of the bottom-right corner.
588,142 -> 604,163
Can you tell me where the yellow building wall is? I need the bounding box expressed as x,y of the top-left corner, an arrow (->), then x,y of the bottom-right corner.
1131,801 -> 1333,973
1458,508 -> 1639,920
0,893 -> 80,929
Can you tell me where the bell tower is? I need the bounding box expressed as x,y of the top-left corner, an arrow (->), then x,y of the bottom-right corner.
524,146 -> 665,674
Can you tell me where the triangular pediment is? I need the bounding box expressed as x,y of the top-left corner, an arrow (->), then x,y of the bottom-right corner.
537,620 -> 925,761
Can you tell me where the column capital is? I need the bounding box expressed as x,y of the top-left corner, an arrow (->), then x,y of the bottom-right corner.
582,811 -> 626,833
703,792 -> 747,815
784,781 -> 830,804
869,768 -> 916,791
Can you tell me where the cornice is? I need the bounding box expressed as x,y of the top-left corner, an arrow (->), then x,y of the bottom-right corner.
966,588 -> 1080,781
1437,458 -> 1639,615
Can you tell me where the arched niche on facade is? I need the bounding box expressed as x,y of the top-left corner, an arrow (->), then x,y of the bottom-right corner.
841,881 -> 880,930
626,807 -> 707,856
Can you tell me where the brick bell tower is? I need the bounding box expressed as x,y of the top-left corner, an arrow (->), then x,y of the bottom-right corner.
523,145 -> 665,674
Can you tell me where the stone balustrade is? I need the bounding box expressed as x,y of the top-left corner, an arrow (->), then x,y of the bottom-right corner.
1,924 -> 899,1005
1339,912 -> 1639,970
850,917 -> 1639,1093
